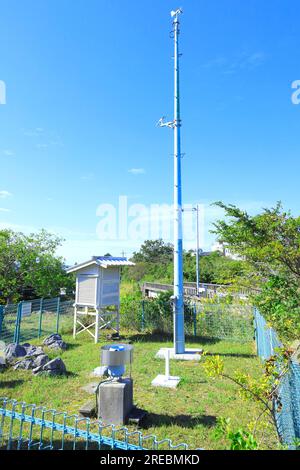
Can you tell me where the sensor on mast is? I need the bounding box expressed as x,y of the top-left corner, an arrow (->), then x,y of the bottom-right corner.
171,8 -> 183,18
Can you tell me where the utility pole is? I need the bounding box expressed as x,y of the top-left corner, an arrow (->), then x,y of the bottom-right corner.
158,8 -> 185,354
183,205 -> 201,296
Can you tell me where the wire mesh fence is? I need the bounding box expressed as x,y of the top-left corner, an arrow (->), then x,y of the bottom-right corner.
0,304 -> 18,344
120,297 -> 254,342
254,308 -> 300,449
0,298 -> 74,345
0,398 -> 192,451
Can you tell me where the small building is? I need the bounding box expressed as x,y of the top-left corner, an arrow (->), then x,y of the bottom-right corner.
67,256 -> 134,343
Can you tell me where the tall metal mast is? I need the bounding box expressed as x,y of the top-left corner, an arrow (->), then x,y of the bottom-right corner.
173,8 -> 184,354
158,8 -> 185,354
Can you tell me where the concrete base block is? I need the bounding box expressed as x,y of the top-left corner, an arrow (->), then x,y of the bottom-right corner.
80,382 -> 99,394
155,347 -> 202,361
79,400 -> 96,418
151,374 -> 180,389
97,378 -> 133,425
91,366 -> 108,377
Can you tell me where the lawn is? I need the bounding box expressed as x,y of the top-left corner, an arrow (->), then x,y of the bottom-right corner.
0,331 -> 278,450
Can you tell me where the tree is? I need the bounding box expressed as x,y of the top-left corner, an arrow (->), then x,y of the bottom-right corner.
132,239 -> 173,264
212,202 -> 300,341
183,250 -> 245,284
0,229 -> 74,303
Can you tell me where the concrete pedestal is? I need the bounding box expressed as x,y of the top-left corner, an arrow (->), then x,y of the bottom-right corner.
97,378 -> 133,425
151,374 -> 180,389
156,347 -> 202,361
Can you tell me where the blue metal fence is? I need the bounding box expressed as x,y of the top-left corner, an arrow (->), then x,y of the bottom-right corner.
0,398 -> 191,451
254,308 -> 300,449
0,298 -> 74,345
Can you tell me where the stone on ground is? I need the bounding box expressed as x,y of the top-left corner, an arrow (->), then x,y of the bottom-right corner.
13,352 -> 50,370
33,357 -> 67,376
5,343 -> 27,363
42,333 -> 67,351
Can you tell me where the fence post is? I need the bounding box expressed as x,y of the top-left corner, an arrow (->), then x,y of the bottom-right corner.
38,298 -> 44,338
193,303 -> 197,337
141,300 -> 145,331
0,305 -> 4,338
14,303 -> 22,344
56,297 -> 60,334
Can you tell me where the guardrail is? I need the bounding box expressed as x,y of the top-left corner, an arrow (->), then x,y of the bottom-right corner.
142,282 -> 254,299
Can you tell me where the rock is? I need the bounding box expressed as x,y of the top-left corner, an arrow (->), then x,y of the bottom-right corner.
42,334 -> 67,351
48,340 -> 67,351
13,358 -> 35,370
13,353 -> 50,370
5,343 -> 27,363
33,357 -> 67,376
28,347 -> 45,357
33,354 -> 49,368
21,343 -> 38,355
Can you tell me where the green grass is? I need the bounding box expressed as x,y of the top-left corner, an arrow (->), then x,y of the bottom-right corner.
0,330 -> 277,450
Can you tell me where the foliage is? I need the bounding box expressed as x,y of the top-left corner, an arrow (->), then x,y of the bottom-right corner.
0,229 -> 74,303
203,349 -> 293,447
184,250 -> 245,284
119,286 -> 143,330
132,239 -> 173,264
214,417 -> 258,450
124,238 -> 246,285
213,202 -> 300,343
255,276 -> 300,341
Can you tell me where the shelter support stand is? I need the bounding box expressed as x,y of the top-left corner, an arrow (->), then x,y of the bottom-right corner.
73,306 -> 120,343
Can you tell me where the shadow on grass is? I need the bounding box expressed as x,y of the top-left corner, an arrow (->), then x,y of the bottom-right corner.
126,332 -> 220,345
0,379 -> 24,388
65,342 -> 81,351
206,352 -> 256,359
144,413 -> 217,429
66,371 -> 79,378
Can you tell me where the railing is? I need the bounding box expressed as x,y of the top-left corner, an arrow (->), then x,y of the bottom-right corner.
142,282 -> 255,299
0,398 -> 192,451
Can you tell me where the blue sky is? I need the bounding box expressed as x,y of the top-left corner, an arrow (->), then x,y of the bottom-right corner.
0,0 -> 299,264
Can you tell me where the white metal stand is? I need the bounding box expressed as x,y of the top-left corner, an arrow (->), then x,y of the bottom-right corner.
73,305 -> 120,344
151,349 -> 180,389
